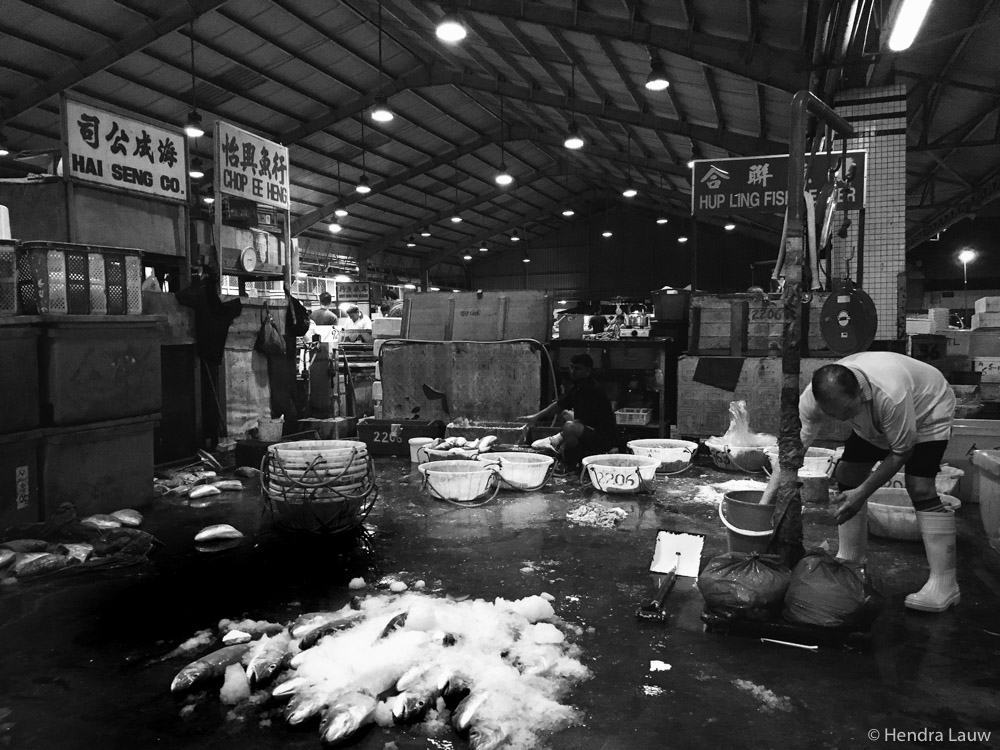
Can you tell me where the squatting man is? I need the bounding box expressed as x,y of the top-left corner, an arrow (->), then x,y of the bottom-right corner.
762,351 -> 959,613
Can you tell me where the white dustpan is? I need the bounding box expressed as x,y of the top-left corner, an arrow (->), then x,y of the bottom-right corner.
649,529 -> 705,578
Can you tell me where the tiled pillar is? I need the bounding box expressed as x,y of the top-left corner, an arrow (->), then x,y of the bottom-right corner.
833,85 -> 907,342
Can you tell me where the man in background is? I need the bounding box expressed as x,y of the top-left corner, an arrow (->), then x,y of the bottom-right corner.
382,289 -> 404,317
312,291 -> 339,325
341,305 -> 373,331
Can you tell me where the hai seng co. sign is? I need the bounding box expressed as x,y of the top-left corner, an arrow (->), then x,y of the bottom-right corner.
690,150 -> 866,216
63,95 -> 187,201
216,121 -> 290,211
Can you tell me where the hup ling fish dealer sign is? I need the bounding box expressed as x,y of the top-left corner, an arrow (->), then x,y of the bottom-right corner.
690,150 -> 866,216
216,121 -> 290,211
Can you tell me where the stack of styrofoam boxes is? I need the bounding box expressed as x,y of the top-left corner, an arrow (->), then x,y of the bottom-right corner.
371,318 -> 402,421
905,308 -> 950,335
973,297 -> 1000,330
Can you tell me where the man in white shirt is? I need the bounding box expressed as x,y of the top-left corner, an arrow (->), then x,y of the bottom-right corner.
763,351 -> 958,613
340,305 -> 372,331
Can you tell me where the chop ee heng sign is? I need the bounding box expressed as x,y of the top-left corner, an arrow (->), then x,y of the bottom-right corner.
690,151 -> 866,216
216,121 -> 290,211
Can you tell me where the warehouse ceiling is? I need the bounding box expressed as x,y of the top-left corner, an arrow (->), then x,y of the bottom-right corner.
1,0 -> 998,276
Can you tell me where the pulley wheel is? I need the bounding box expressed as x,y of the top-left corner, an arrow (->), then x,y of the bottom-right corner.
820,280 -> 878,355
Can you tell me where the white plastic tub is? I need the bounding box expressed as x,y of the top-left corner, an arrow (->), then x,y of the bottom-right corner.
764,446 -> 840,478
626,439 -> 698,473
880,464 -> 964,496
705,436 -> 777,473
418,460 -> 499,503
581,454 -> 659,493
477,452 -> 554,491
867,488 -> 961,541
970,450 -> 1000,552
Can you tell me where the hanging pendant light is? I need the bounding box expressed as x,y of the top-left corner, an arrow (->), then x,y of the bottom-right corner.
183,22 -> 204,138
188,147 -> 204,180
328,222 -> 343,233
436,7 -> 467,43
645,58 -> 670,91
564,64 -> 584,150
333,161 -> 349,216
0,130 -> 9,157
356,119 -> 372,194
450,161 -> 462,222
622,133 -> 637,198
602,196 -> 612,238
511,228 -> 520,242
370,1 -> 394,123
494,94 -> 514,186
406,235 -> 416,247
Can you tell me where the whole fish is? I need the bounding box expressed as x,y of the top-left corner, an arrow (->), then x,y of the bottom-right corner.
194,524 -> 243,542
245,631 -> 292,688
442,674 -> 472,711
170,643 -> 251,694
234,466 -> 260,478
14,552 -> 66,578
297,613 -> 364,651
0,549 -> 14,570
389,690 -> 432,725
195,538 -> 243,553
111,509 -> 143,527
377,611 -> 408,639
80,514 -> 122,529
452,691 -> 490,733
318,691 -> 377,744
469,721 -> 508,750
290,609 -> 356,639
1,539 -> 49,554
271,676 -> 307,699
211,480 -> 244,492
188,485 -> 222,500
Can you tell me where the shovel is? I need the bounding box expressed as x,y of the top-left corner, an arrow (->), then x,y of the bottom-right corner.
635,530 -> 705,624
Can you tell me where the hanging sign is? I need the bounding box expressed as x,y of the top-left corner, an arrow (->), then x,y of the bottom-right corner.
216,121 -> 290,210
690,150 -> 866,216
63,95 -> 187,201
336,281 -> 370,303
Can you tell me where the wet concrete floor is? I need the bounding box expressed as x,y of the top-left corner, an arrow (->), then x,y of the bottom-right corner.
2,455 -> 999,750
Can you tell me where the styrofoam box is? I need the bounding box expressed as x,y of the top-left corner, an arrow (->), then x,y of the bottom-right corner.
972,312 -> 1000,330
974,297 -> 1000,314
971,357 -> 1000,383
943,419 -> 1000,504
946,329 -> 972,358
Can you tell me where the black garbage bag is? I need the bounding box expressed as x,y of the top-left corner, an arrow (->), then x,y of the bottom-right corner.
782,551 -> 884,629
697,552 -> 792,620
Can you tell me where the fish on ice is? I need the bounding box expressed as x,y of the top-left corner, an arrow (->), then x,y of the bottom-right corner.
170,643 -> 251,694
319,691 -> 377,744
244,631 -> 292,688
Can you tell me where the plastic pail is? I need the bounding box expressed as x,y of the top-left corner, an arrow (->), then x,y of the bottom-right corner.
409,437 -> 434,463
719,490 -> 773,554
258,417 -> 284,442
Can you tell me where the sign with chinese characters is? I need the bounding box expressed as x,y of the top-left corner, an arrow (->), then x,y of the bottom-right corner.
690,150 -> 866,216
336,281 -> 370,303
216,121 -> 290,210
63,95 -> 186,201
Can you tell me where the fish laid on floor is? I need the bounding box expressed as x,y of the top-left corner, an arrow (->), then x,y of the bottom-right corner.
0,549 -> 15,570
189,485 -> 222,499
80,514 -> 122,529
14,552 -> 67,578
211,480 -> 244,492
194,524 -> 243,543
170,643 -> 252,694
297,613 -> 365,651
244,631 -> 292,688
0,539 -> 49,554
111,509 -> 143,527
59,543 -> 94,564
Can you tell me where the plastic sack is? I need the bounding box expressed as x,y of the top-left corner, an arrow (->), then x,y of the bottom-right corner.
716,400 -> 775,448
254,308 -> 285,357
782,551 -> 884,629
697,552 -> 792,620
285,289 -> 312,337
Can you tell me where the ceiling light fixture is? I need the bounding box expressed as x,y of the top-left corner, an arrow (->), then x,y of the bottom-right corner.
463,252 -> 473,260
370,1 -> 394,123
188,153 -> 204,180
334,274 -> 352,282
406,236 -> 416,247
724,221 -> 736,231
656,217 -> 669,225
356,119 -> 371,194
328,222 -> 343,233
494,94 -> 514,186
183,22 -> 205,138
622,132 -> 638,198
602,196 -> 612,238
888,0 -> 933,52
421,229 -> 432,237
436,10 -> 467,43
511,228 -> 520,242
562,208 -> 575,217
450,160 -> 462,222
678,235 -> 689,243
334,161 -> 349,216
564,64 -> 584,150
645,57 -> 670,91
202,192 -> 215,205
479,245 -> 488,252
0,130 -> 9,157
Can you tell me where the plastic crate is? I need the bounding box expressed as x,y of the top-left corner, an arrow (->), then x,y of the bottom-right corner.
357,418 -> 445,456
0,239 -> 18,315
0,320 -> 41,434
615,408 -> 652,425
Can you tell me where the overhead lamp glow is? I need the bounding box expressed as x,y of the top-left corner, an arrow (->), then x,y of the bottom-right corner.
450,214 -> 462,223
0,131 -> 9,157
355,174 -> 372,194
888,0 -> 933,51
522,255 -> 530,263
452,289 -> 461,293
370,96 -> 394,123
656,217 -> 669,225
184,109 -> 205,139
430,286 -> 440,291
564,123 -> 584,150
334,201 -> 348,218
479,245 -> 488,252
645,59 -> 670,91
622,186 -> 638,198
406,238 -> 416,247
202,194 -> 215,204
188,156 -> 204,180
334,274 -> 352,282
602,230 -> 613,238
328,222 -> 343,233
403,283 -> 417,290
463,253 -> 473,260
687,160 -> 695,169
420,229 -> 431,237
678,235 -> 689,243
510,230 -> 520,242
494,163 -> 514,186
436,14 -> 467,43
562,208 -> 575,217
724,221 -> 736,231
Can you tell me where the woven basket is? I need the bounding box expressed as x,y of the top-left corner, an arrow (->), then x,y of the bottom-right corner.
260,440 -> 377,534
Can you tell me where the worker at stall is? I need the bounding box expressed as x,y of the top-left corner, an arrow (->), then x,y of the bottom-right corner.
382,289 -> 404,317
761,351 -> 958,613
312,292 -> 339,325
340,304 -> 373,331
520,353 -> 618,470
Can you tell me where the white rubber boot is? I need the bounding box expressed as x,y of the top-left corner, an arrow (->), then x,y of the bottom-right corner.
836,503 -> 868,563
904,511 -> 961,612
